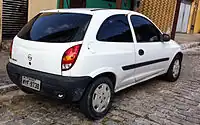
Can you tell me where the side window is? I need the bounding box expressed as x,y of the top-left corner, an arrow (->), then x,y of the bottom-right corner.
97,15 -> 133,42
131,16 -> 161,43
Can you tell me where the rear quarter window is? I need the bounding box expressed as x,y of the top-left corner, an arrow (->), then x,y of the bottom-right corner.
17,13 -> 92,43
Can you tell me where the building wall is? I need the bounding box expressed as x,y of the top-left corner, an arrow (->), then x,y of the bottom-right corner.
28,0 -> 57,20
138,0 -> 177,34
86,0 -> 131,9
57,0 -> 131,9
194,0 -> 200,33
57,0 -> 176,33
57,0 -> 70,8
28,0 -> 176,34
187,1 -> 195,33
187,0 -> 200,33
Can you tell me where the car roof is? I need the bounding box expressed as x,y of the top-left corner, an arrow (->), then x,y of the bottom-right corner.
40,8 -> 141,16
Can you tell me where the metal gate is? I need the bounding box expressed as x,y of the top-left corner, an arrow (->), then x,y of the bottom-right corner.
2,0 -> 28,40
176,0 -> 192,33
138,0 -> 177,33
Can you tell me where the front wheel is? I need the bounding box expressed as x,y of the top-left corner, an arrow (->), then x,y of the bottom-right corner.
80,77 -> 114,120
165,55 -> 182,82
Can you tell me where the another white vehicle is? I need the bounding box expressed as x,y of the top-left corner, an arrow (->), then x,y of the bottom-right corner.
7,8 -> 183,119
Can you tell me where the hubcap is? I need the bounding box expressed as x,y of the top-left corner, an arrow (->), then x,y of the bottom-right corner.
92,83 -> 111,113
173,59 -> 180,78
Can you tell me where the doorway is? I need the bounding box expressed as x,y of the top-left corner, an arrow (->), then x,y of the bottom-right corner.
176,0 -> 192,33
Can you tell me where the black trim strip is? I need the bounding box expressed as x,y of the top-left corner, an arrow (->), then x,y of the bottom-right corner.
122,58 -> 170,71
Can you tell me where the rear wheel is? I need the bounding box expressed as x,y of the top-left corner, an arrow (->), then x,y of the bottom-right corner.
80,77 -> 114,120
165,55 -> 182,82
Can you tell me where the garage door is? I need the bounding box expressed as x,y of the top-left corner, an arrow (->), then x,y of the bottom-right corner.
2,0 -> 28,40
176,0 -> 192,33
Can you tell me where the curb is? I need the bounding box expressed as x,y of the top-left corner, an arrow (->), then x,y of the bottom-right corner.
0,84 -> 18,95
180,42 -> 200,50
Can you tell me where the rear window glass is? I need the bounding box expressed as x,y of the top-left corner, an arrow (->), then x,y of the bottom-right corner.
17,13 -> 92,43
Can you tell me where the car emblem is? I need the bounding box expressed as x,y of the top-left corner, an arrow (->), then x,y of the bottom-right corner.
28,54 -> 32,61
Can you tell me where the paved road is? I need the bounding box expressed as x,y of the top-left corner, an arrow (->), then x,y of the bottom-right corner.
0,51 -> 11,87
0,47 -> 200,125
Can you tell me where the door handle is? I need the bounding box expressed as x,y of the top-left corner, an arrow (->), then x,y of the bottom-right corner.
138,49 -> 144,56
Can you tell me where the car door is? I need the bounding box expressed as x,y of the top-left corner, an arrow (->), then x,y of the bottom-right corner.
130,15 -> 171,83
87,14 -> 135,91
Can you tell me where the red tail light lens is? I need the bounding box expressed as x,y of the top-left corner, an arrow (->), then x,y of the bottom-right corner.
9,41 -> 13,58
62,44 -> 82,71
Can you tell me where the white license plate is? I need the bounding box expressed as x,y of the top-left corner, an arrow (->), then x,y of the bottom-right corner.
21,76 -> 41,91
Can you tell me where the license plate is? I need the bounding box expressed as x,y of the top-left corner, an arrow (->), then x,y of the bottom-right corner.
21,76 -> 41,91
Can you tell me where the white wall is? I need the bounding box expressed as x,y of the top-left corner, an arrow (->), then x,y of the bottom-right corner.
28,0 -> 57,20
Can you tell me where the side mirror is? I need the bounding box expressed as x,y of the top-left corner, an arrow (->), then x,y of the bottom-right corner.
162,34 -> 171,42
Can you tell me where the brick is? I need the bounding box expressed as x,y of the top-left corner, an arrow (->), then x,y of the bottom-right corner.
186,117 -> 200,124
134,118 -> 159,125
148,114 -> 165,124
5,121 -> 21,125
22,118 -> 37,125
104,120 -> 119,125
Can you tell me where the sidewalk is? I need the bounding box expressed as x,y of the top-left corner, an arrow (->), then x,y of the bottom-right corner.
175,33 -> 200,44
0,51 -> 9,81
175,33 -> 200,50
0,51 -> 16,94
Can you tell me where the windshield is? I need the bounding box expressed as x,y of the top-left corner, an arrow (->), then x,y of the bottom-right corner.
17,13 -> 92,43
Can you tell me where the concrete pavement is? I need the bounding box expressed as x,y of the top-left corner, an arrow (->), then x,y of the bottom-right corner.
175,33 -> 200,44
0,51 -> 11,87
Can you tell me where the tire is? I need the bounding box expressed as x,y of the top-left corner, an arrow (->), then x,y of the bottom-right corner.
165,55 -> 182,82
80,77 -> 114,120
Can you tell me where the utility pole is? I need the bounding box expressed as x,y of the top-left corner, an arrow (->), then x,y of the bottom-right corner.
116,0 -> 122,9
171,0 -> 181,40
59,0 -> 64,8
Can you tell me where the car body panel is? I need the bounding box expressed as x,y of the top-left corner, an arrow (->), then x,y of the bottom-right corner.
10,36 -> 76,75
9,8 -> 182,93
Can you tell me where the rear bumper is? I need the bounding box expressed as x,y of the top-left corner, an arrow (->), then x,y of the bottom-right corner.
6,63 -> 92,102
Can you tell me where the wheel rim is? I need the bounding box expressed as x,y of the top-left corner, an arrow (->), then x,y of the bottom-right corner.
172,59 -> 180,78
92,83 -> 111,113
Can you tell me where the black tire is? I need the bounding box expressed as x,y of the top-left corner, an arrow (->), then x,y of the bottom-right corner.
165,55 -> 182,82
80,77 -> 114,120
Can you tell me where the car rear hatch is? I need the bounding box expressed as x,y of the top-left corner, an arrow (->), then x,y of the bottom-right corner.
11,12 -> 92,75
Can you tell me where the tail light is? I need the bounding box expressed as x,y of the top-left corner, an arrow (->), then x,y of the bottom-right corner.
61,44 -> 82,71
9,41 -> 13,58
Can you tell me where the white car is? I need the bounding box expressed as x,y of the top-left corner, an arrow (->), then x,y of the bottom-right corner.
7,8 -> 183,119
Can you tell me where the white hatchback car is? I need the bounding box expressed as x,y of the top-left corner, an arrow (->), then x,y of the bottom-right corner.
7,8 -> 183,119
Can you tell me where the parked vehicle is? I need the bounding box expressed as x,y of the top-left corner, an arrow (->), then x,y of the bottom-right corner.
7,8 -> 183,120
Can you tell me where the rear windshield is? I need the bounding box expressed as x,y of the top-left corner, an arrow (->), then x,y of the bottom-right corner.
17,13 -> 92,43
